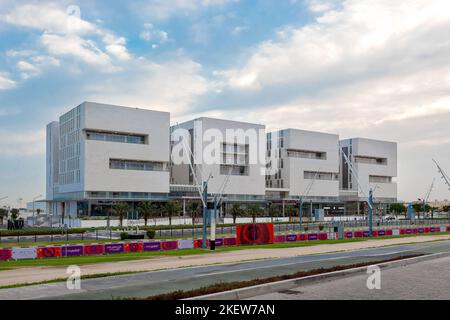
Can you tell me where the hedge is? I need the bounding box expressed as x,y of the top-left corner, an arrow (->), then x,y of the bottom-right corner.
0,228 -> 92,237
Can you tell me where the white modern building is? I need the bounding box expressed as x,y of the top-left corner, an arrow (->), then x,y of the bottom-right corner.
170,117 -> 266,203
266,129 -> 340,200
46,102 -> 171,219
340,138 -> 398,214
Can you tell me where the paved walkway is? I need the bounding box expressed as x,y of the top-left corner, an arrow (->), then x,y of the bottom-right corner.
249,255 -> 450,300
1,235 -> 450,287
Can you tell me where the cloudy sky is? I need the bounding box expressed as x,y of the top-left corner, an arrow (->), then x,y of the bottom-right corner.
1,0 -> 450,207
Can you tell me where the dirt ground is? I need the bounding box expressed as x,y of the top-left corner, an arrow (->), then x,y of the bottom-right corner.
1,234 -> 450,287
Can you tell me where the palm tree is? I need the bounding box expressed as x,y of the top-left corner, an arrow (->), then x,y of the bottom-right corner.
266,204 -> 278,223
247,204 -> 263,224
189,202 -> 200,225
10,208 -> 19,221
113,202 -> 129,227
0,208 -> 8,225
286,206 -> 296,223
137,202 -> 153,226
164,201 -> 181,226
230,204 -> 242,224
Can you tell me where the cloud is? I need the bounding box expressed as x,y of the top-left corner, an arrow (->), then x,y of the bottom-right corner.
134,0 -> 235,21
0,72 -> 16,90
0,129 -> 45,157
17,55 -> 60,79
139,23 -> 169,45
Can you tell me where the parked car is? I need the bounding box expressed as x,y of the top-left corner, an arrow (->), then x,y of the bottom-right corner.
385,215 -> 397,221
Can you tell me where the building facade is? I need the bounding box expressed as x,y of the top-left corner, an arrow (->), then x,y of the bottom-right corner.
46,102 -> 171,219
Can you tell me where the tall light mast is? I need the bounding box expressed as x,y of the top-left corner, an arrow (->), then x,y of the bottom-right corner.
433,159 -> 450,190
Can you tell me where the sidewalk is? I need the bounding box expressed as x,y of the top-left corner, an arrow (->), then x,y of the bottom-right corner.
1,234 -> 450,287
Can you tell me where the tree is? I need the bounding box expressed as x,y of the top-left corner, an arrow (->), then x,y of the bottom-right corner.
113,202 -> 129,227
164,201 -> 181,226
0,208 -> 8,225
389,203 -> 406,215
443,206 -> 450,213
286,206 -> 296,223
266,204 -> 279,224
36,208 -> 42,215
247,204 -> 263,224
137,202 -> 153,226
10,208 -> 19,221
189,202 -> 201,225
230,204 -> 243,224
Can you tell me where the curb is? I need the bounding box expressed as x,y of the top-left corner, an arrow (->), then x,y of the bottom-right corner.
187,252 -> 450,300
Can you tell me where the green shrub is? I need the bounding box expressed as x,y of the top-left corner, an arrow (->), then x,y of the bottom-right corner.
146,229 -> 156,239
304,227 -> 309,232
319,225 -> 325,231
120,232 -> 129,240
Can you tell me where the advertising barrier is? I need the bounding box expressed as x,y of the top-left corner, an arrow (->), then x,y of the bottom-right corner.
143,242 -> 161,252
37,246 -> 62,258
105,243 -> 125,254
11,247 -> 37,260
125,242 -> 143,253
0,248 -> 11,261
84,244 -> 105,255
161,241 -> 178,251
62,245 -> 84,257
274,235 -> 287,243
223,238 -> 236,246
178,239 -> 194,250
236,223 -> 274,245
286,235 -> 297,242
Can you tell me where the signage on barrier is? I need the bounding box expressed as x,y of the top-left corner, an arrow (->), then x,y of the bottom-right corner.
105,243 -> 125,254
126,243 -> 143,253
161,241 -> 178,251
0,249 -> 11,261
143,242 -> 161,251
286,235 -> 297,242
178,239 -> 194,250
84,244 -> 105,255
62,245 -> 84,257
308,233 -> 318,241
37,247 -> 62,258
12,247 -> 37,260
274,235 -> 287,243
236,224 -> 274,245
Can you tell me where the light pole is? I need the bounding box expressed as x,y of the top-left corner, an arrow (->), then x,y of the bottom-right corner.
32,194 -> 43,227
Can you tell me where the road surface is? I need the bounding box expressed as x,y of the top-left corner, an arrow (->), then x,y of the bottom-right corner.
1,237 -> 450,300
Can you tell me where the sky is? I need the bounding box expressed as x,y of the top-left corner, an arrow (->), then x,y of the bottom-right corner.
1,0 -> 450,207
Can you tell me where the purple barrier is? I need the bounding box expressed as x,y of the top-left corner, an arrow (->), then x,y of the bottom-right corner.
223,238 -> 237,246
418,228 -> 425,234
143,242 -> 161,252
378,230 -> 386,237
161,241 -> 178,251
215,238 -> 224,247
274,235 -> 286,243
62,245 -> 84,257
286,235 -> 298,242
363,231 -> 371,238
406,229 -> 413,234
345,232 -> 353,239
308,234 -> 318,241
105,243 -> 125,254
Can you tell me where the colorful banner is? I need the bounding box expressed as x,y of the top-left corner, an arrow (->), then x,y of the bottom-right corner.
143,242 -> 161,251
386,230 -> 393,236
319,233 -> 328,240
215,238 -> 224,247
161,241 -> 178,251
354,231 -> 363,238
372,231 -> 378,237
274,235 -> 287,243
298,234 -> 308,241
345,231 -> 353,238
62,245 -> 84,257
286,235 -> 297,242
378,230 -> 386,237
105,243 -> 125,254
363,231 -> 371,238
0,249 -> 11,261
11,247 -> 37,260
84,244 -> 105,255
125,243 -> 143,253
236,224 -> 274,245
308,233 -> 318,241
223,238 -> 236,246
178,239 -> 194,250
37,247 -> 62,258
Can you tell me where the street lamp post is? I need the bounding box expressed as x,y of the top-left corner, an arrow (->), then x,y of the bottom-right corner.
32,194 -> 43,227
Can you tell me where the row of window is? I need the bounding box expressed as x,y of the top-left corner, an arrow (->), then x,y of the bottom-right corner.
86,130 -> 147,145
287,149 -> 327,160
220,164 -> 249,176
110,159 -> 165,172
369,175 -> 392,183
354,156 -> 388,165
304,171 -> 339,181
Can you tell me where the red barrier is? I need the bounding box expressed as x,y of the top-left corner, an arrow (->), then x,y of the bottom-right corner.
386,230 -> 393,236
372,231 -> 378,237
125,243 -> 143,253
447,227 -> 450,232
319,233 -> 328,240
425,227 -> 430,233
0,248 -> 11,261
37,247 -> 62,258
161,241 -> 178,251
412,228 -> 419,234
354,231 -> 363,238
84,244 -> 105,255
223,238 -> 236,246
297,234 -> 308,241
236,224 -> 274,245
274,235 -> 287,243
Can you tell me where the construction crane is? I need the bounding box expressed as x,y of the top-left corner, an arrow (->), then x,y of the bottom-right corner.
433,159 -> 450,190
420,178 -> 435,219
340,147 -> 375,235
298,168 -> 321,225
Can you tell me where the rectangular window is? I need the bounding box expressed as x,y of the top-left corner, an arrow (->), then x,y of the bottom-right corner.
220,165 -> 249,176
287,149 -> 326,160
86,130 -> 147,145
110,159 -> 165,172
304,171 -> 339,181
369,175 -> 392,183
354,156 -> 387,165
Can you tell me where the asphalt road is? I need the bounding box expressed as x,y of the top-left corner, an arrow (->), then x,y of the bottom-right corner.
249,254 -> 450,300
1,239 -> 450,300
